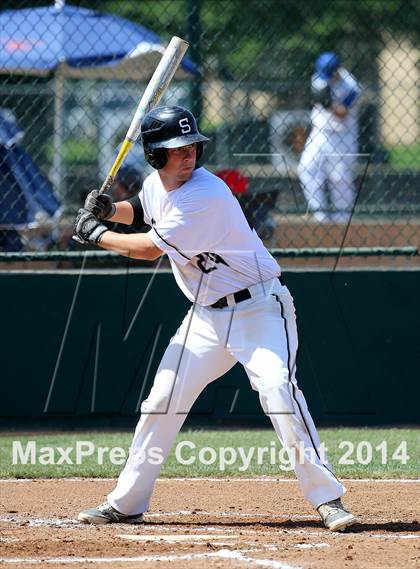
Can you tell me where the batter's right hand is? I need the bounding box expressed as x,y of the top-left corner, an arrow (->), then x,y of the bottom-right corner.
73,208 -> 108,245
84,189 -> 116,220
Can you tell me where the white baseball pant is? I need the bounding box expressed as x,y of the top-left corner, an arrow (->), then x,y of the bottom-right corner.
298,129 -> 358,222
108,277 -> 345,514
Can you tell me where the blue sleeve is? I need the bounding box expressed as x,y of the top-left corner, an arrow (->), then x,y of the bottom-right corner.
342,88 -> 359,108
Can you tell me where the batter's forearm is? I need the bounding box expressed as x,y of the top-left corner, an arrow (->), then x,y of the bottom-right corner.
99,230 -> 163,261
108,201 -> 135,225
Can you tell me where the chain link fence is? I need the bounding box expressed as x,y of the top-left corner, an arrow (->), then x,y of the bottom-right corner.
0,0 -> 419,268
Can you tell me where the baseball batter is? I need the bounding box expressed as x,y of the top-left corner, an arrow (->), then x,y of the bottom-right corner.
298,52 -> 361,222
74,106 -> 357,532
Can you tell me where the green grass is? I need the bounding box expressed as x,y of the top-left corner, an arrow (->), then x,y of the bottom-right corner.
386,143 -> 420,171
0,428 -> 418,479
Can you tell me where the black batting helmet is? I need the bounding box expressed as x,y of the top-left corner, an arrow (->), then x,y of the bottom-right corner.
141,106 -> 209,169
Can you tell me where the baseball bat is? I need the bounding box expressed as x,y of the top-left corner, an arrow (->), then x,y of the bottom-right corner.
99,36 -> 189,194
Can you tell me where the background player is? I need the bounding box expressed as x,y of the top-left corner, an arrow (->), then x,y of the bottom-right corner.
73,105 -> 357,532
298,52 -> 361,222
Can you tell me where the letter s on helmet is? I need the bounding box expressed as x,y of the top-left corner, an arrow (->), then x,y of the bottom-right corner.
140,106 -> 210,169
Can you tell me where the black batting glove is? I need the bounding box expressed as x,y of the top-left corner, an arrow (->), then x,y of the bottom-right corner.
73,208 -> 109,245
84,189 -> 115,220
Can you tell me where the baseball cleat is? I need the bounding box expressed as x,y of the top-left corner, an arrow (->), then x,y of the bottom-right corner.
317,498 -> 357,532
78,501 -> 144,525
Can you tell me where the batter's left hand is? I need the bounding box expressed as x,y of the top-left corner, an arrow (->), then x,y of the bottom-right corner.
73,208 -> 108,245
84,189 -> 116,220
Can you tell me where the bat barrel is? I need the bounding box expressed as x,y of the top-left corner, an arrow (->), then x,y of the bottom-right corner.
126,36 -> 189,142
98,36 -> 189,195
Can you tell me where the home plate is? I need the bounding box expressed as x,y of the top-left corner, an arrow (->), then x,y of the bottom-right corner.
118,534 -> 239,543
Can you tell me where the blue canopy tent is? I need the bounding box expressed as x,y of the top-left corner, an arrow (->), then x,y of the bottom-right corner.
0,110 -> 61,251
0,0 -> 198,194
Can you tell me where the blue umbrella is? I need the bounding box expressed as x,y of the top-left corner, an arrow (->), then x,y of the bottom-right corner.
0,2 -> 197,77
0,1 -> 198,192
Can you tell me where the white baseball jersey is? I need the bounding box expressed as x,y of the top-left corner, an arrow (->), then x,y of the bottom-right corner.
311,68 -> 360,135
139,167 -> 280,306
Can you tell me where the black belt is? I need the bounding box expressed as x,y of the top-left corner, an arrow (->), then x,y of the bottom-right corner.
210,287 -> 251,309
210,275 -> 284,309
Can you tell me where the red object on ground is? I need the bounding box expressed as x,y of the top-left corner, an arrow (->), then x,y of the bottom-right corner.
215,168 -> 249,194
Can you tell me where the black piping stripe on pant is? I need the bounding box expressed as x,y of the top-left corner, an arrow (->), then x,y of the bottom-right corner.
276,297 -> 338,479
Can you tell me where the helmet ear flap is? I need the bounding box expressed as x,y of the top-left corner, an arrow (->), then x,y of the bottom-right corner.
145,148 -> 167,169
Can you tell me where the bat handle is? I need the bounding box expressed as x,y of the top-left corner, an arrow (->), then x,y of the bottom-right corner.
99,174 -> 114,195
98,139 -> 134,194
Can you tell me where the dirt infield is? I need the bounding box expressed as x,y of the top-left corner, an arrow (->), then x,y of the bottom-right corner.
0,478 -> 419,569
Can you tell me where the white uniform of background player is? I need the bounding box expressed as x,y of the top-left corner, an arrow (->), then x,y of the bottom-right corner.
298,52 -> 361,222
74,106 -> 357,531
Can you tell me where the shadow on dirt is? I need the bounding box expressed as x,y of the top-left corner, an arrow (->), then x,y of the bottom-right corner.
145,518 -> 420,533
